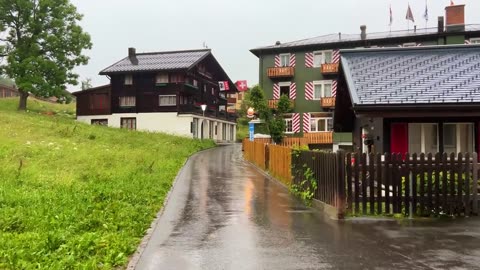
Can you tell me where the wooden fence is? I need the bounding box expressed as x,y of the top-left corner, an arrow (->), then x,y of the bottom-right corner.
243,140 -> 293,186
292,151 -> 345,210
345,152 -> 479,217
243,138 -> 480,218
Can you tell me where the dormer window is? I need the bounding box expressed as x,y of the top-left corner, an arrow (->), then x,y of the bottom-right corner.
156,73 -> 169,84
124,74 -> 133,85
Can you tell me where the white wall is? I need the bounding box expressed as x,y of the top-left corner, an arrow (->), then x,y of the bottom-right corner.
77,113 -> 237,142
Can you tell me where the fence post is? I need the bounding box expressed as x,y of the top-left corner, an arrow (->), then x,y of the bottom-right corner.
336,150 -> 346,219
473,153 -> 478,215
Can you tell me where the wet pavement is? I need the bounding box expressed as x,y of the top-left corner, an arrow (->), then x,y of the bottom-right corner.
135,145 -> 480,270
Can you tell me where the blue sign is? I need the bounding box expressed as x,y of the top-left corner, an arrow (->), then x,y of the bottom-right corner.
249,123 -> 254,141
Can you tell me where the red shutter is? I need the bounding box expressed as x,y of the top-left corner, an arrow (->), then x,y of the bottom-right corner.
273,84 -> 280,99
275,55 -> 280,67
390,123 -> 409,155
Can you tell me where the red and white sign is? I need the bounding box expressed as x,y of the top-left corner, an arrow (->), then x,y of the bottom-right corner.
219,81 -> 230,91
235,80 -> 248,91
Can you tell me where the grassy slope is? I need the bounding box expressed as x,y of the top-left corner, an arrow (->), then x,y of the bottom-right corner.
0,98 -> 215,269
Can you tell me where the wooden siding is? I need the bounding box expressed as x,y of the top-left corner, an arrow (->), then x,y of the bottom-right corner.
321,97 -> 336,108
267,67 -> 295,78
75,86 -> 111,116
321,63 -> 339,74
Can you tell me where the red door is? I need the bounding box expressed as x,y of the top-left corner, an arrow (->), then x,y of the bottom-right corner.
390,123 -> 408,154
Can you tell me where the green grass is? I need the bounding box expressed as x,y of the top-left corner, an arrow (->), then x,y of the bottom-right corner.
236,123 -> 248,142
0,98 -> 215,269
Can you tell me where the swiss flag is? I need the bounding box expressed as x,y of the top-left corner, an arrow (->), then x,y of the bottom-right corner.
235,80 -> 248,91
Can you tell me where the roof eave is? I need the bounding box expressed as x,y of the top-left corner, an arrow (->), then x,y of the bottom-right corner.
353,103 -> 480,112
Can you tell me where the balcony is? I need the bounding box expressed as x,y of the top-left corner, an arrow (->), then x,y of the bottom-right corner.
321,63 -> 339,75
227,97 -> 237,104
304,132 -> 333,144
321,97 -> 336,108
268,99 -> 295,109
267,67 -> 295,78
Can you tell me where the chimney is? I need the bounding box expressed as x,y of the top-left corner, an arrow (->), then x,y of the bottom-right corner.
339,32 -> 342,40
360,25 -> 367,40
445,4 -> 465,32
438,16 -> 445,33
128,47 -> 138,65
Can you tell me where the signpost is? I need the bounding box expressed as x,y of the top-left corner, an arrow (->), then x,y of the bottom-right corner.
249,123 -> 254,142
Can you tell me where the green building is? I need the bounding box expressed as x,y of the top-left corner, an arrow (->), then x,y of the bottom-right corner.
250,4 -> 480,150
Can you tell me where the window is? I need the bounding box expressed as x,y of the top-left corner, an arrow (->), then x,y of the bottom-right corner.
211,87 -> 215,95
280,54 -> 290,67
192,118 -> 198,138
179,95 -> 191,105
91,119 -> 108,126
156,73 -> 169,84
408,123 -> 438,154
313,81 -> 333,100
121,118 -> 136,130
119,96 -> 136,107
443,123 -> 474,154
159,95 -> 176,106
170,73 -> 185,83
285,118 -> 293,133
313,51 -> 333,67
124,74 -> 133,85
279,82 -> 291,97
310,118 -> 333,132
90,93 -> 108,110
470,38 -> 480,44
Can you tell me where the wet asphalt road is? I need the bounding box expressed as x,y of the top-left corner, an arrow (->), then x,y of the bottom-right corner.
135,145 -> 480,270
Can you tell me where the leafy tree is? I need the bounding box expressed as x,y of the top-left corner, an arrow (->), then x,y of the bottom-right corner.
242,85 -> 292,144
0,0 -> 92,110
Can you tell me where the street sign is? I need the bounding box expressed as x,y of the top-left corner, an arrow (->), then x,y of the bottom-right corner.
249,123 -> 254,141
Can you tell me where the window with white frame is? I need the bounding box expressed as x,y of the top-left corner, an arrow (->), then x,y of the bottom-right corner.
121,118 -> 136,130
310,117 -> 333,132
408,123 -> 438,154
124,74 -> 133,85
313,81 -> 333,100
470,38 -> 480,44
313,50 -> 333,67
156,73 -> 169,84
402,42 -> 417,47
159,95 -> 176,106
119,96 -> 136,107
280,53 -> 290,67
285,118 -> 293,133
443,123 -> 474,154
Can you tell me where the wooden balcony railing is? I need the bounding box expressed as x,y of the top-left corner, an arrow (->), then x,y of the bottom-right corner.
321,63 -> 339,74
304,132 -> 333,144
268,99 -> 295,109
321,97 -> 336,108
227,97 -> 237,104
267,67 -> 295,78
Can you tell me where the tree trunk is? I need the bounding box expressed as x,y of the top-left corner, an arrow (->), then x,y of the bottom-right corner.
18,90 -> 29,111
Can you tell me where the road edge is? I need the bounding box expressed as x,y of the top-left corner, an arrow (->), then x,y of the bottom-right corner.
126,146 -> 219,270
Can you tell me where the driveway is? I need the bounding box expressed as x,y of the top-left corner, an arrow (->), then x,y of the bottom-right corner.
134,144 -> 480,270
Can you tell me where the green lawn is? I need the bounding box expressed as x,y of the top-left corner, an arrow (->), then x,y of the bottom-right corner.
0,98 -> 215,269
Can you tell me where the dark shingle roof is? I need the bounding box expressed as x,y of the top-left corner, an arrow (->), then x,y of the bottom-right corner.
341,45 -> 480,107
100,49 -> 211,74
251,25 -> 480,55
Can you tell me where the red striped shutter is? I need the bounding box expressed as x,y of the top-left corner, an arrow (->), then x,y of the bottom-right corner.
303,113 -> 311,133
332,49 -> 340,63
305,52 -> 314,68
292,113 -> 301,133
305,82 -> 314,100
289,54 -> 296,67
332,80 -> 338,97
465,40 -> 472,45
273,84 -> 280,99
275,55 -> 280,67
289,83 -> 296,99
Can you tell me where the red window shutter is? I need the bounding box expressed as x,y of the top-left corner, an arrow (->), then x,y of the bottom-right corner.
390,123 -> 408,155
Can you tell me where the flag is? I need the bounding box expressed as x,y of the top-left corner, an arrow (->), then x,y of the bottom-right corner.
235,80 -> 248,92
219,81 -> 230,91
423,2 -> 428,22
406,4 -> 415,23
389,5 -> 393,26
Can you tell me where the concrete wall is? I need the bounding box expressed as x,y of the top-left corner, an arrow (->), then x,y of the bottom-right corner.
77,113 -> 237,142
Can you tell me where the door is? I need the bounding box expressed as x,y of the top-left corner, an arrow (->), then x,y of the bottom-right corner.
390,123 -> 408,154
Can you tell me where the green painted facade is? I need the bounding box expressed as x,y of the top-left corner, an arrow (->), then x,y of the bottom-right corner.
252,26 -> 480,146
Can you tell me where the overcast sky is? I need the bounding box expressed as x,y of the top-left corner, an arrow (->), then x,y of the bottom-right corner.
69,0 -> 479,91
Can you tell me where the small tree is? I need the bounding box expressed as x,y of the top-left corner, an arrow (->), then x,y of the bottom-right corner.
0,0 -> 92,110
81,78 -> 93,90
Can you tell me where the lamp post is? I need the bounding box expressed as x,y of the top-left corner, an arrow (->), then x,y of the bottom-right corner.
201,104 -> 207,117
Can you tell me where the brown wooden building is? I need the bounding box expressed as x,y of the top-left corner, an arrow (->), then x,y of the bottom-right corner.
73,48 -> 238,142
